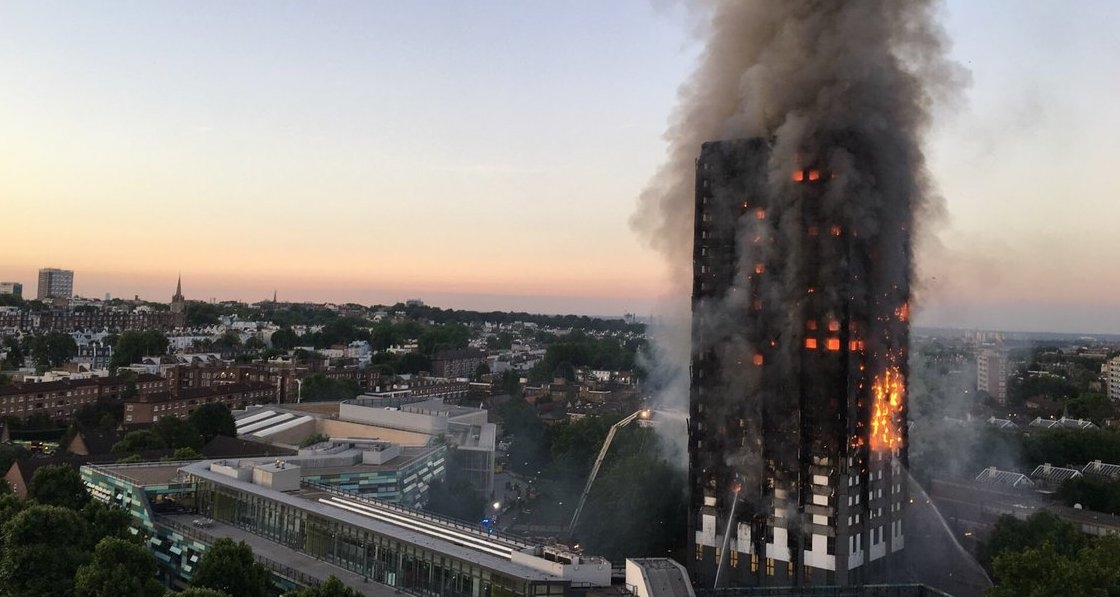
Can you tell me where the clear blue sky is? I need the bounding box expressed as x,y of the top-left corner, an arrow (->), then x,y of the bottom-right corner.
1,1 -> 1117,332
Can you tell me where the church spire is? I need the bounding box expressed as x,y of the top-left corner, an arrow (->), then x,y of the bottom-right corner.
171,273 -> 186,316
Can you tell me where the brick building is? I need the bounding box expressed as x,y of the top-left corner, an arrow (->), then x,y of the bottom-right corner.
123,381 -> 275,424
0,374 -> 165,422
431,349 -> 486,379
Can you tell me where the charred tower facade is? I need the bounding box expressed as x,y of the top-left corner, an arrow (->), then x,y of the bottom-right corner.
689,136 -> 910,587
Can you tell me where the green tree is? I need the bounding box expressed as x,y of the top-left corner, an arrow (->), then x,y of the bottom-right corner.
497,396 -> 550,475
0,493 -> 26,530
486,332 -> 514,351
989,535 -> 1120,596
112,430 -> 167,457
190,538 -> 272,597
74,536 -> 163,597
283,575 -> 363,597
109,330 -> 169,370
152,416 -> 203,450
270,328 -> 299,350
185,302 -> 222,326
0,443 -> 29,475
28,464 -> 90,510
299,432 -> 330,448
26,332 -> 78,371
1,336 -> 24,368
369,323 -> 403,351
188,403 -> 237,443
1066,392 -> 1115,423
575,446 -> 687,561
169,447 -> 204,460
419,324 -> 470,355
174,588 -> 230,597
299,374 -> 360,402
548,415 -> 617,482
0,505 -> 92,596
978,511 -> 1087,571
396,352 -> 432,375
214,331 -> 242,352
1057,476 -> 1120,515
71,399 -> 125,432
81,500 -> 133,542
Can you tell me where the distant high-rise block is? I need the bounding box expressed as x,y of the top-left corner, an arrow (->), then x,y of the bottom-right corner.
689,137 -> 909,588
0,282 -> 22,298
977,349 -> 1008,402
37,268 -> 74,300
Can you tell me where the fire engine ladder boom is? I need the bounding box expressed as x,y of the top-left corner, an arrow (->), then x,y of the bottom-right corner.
568,409 -> 645,533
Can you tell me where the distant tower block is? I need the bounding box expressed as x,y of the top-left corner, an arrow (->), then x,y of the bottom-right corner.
37,268 -> 73,300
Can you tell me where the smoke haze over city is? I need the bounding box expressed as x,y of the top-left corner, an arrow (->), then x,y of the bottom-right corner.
2,2 -> 1119,333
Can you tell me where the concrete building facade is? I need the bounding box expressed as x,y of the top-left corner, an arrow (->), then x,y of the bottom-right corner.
37,267 -> 73,299
977,349 -> 1009,402
0,282 -> 22,297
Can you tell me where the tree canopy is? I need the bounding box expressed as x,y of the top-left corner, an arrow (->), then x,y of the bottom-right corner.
74,536 -> 163,597
978,511 -> 1087,572
283,575 -> 363,597
112,430 -> 167,457
989,534 -> 1120,596
152,416 -> 204,451
28,464 -> 90,510
25,332 -> 78,372
188,403 -> 237,443
299,374 -> 360,403
109,330 -> 169,370
0,504 -> 93,596
190,538 -> 272,597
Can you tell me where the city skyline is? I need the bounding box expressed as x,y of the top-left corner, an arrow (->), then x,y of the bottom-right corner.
3,2 -> 1119,332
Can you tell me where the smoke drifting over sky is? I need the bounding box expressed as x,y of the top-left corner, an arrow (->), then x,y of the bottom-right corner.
634,0 -> 967,442
633,0 -> 965,276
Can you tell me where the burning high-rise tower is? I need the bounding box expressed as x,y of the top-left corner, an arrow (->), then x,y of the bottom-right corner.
629,2 -> 959,586
688,131 -> 911,587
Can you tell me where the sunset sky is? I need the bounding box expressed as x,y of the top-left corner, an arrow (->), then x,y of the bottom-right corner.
2,2 -> 1118,333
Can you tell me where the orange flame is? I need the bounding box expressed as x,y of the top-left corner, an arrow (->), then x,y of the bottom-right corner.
895,302 -> 910,322
870,366 -> 905,452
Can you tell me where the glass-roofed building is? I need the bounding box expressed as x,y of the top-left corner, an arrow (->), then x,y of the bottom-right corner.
81,456 -> 611,596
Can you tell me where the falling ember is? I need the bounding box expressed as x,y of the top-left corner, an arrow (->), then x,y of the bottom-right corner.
870,367 -> 905,452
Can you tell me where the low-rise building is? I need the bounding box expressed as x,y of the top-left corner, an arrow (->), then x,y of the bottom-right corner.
0,282 -> 22,297
81,459 -> 610,595
974,466 -> 1035,490
1028,416 -> 1099,431
124,381 -> 274,423
0,374 -> 165,422
1029,463 -> 1082,489
431,349 -> 487,379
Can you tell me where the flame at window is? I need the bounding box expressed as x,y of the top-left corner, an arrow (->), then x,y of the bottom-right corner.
870,366 -> 905,452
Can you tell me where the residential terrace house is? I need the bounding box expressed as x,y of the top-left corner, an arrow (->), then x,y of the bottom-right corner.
0,374 -> 165,422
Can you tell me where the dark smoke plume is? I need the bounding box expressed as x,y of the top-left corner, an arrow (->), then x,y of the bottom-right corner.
634,0 -> 966,446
